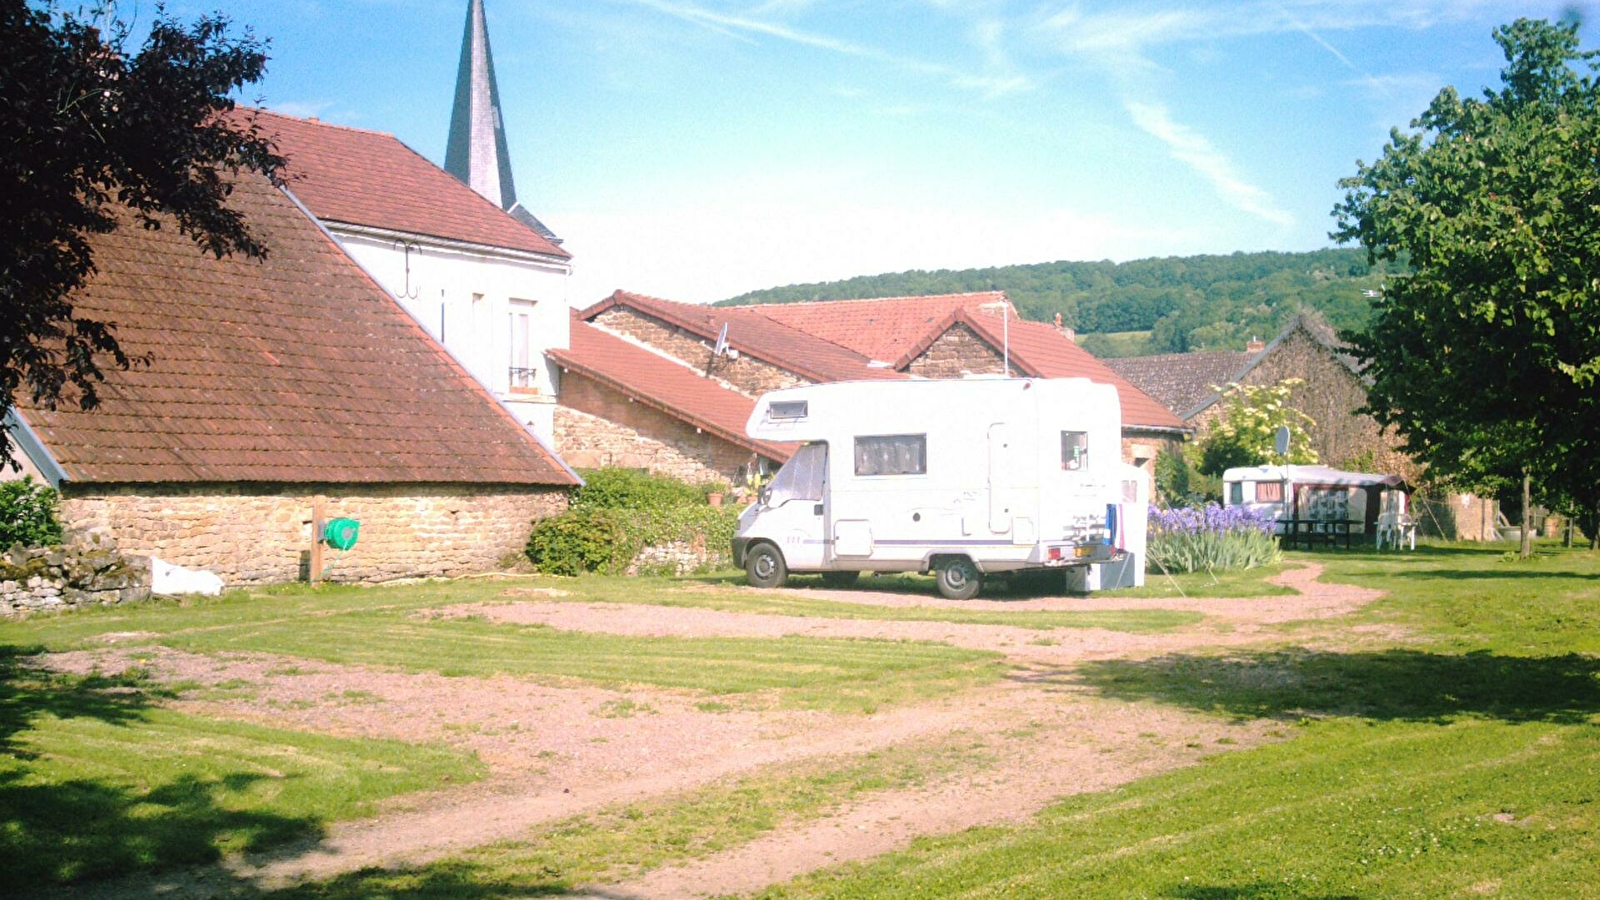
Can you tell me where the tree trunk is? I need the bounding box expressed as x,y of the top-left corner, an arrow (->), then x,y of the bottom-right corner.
1520,471 -> 1533,559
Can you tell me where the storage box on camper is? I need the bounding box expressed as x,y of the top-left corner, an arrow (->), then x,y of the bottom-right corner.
733,377 -> 1141,599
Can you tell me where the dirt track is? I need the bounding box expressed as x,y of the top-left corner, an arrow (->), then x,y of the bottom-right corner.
47,563 -> 1380,900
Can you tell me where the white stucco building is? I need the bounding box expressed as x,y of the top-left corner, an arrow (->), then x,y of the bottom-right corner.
256,108 -> 573,442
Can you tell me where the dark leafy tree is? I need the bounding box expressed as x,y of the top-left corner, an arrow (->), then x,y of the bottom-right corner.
1334,17 -> 1600,551
1,1 -> 284,468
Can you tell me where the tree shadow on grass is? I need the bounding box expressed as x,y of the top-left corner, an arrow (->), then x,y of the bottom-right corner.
1072,647 -> 1600,725
0,642 -> 323,892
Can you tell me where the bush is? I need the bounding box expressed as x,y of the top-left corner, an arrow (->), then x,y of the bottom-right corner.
1147,503 -> 1280,574
0,476 -> 64,548
526,508 -> 631,576
572,468 -> 702,512
528,469 -> 740,575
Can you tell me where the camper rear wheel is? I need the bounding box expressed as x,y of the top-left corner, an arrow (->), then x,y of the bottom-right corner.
934,556 -> 982,601
745,542 -> 788,589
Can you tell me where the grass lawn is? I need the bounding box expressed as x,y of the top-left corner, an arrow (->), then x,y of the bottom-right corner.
743,542 -> 1600,899
6,542 -> 1595,897
0,652 -> 481,890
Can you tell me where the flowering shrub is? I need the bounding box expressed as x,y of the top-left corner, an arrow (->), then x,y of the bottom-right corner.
1147,503 -> 1281,574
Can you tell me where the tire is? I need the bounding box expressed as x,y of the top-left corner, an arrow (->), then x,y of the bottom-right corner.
745,542 -> 788,589
935,557 -> 982,600
820,570 -> 859,588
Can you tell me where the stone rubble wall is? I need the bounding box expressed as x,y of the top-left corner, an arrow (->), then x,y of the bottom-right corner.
903,324 -> 1006,378
555,376 -> 780,485
628,536 -> 724,576
1,536 -> 152,618
59,483 -> 569,586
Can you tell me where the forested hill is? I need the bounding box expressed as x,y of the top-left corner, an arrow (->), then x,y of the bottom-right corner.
717,248 -> 1403,357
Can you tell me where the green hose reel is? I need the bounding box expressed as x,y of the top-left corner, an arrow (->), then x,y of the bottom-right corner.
322,518 -> 360,551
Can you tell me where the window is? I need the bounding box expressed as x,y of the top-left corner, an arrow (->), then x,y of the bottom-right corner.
509,300 -> 537,390
855,434 -> 927,476
1255,481 -> 1284,503
1229,482 -> 1244,505
767,443 -> 826,506
1061,431 -> 1088,471
769,400 -> 808,420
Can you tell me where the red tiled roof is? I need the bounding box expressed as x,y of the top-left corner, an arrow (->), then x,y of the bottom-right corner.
13,172 -> 578,485
248,108 -> 569,259
580,291 -> 901,384
740,292 -> 1009,362
928,310 -> 1189,432
551,315 -> 796,461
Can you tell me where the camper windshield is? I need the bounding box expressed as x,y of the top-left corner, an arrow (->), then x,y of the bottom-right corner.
766,443 -> 826,507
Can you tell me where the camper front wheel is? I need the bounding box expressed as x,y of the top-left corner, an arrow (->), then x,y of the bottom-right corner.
746,543 -> 788,589
935,557 -> 982,600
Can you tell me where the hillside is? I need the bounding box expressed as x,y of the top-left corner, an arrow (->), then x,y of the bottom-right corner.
718,248 -> 1402,357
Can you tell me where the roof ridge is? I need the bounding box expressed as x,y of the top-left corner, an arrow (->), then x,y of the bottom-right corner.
250,106 -> 397,139
732,290 -> 1007,310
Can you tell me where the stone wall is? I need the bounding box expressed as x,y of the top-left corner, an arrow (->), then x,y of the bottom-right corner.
1192,329 -> 1418,482
555,375 -> 774,484
590,308 -> 808,396
1,537 -> 151,618
904,325 -> 1006,378
59,483 -> 569,586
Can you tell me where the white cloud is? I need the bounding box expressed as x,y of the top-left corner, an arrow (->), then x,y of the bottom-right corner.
1124,101 -> 1295,226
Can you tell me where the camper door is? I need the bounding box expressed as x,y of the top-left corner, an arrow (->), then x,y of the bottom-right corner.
760,442 -> 829,571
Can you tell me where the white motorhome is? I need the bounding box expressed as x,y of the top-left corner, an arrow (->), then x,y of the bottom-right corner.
732,378 -> 1138,599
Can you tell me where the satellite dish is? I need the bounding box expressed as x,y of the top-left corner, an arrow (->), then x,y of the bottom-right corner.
713,322 -> 729,357
1274,425 -> 1291,457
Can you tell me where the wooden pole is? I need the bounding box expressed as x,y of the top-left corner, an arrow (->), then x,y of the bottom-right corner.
311,496 -> 325,584
1520,471 -> 1533,559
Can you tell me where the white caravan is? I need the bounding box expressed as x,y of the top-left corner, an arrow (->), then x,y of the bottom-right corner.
732,377 -> 1134,599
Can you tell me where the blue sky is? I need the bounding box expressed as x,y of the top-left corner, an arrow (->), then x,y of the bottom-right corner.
161,0 -> 1576,304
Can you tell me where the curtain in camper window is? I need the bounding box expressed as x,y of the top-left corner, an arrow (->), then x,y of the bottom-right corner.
855,434 -> 927,476
768,443 -> 826,506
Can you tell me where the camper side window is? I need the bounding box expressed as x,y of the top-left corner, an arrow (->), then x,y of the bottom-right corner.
855,434 -> 927,476
1061,431 -> 1088,471
1229,482 -> 1244,505
1256,482 -> 1283,502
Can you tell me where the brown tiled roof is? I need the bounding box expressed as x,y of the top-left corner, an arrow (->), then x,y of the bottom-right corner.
551,315 -> 796,461
13,172 -> 577,486
917,310 -> 1190,432
580,291 -> 901,384
1104,350 -> 1254,418
739,292 -> 1008,362
250,108 -> 569,259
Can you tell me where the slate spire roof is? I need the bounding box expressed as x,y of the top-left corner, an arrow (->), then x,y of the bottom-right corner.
444,0 -> 561,244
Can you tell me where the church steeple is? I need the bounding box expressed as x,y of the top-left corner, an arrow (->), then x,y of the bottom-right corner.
445,0 -> 560,243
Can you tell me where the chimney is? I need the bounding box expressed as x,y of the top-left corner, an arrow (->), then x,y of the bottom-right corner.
1247,336 -> 1265,353
1054,313 -> 1076,341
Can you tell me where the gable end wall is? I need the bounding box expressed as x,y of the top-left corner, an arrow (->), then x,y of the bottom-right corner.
591,308 -> 809,396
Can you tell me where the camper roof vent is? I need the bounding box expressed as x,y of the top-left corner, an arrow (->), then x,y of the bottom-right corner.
769,400 -> 808,421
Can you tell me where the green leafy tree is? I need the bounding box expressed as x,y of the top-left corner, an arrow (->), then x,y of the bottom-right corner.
1,1 -> 284,469
1197,380 -> 1318,477
1333,17 -> 1600,551
0,475 -> 64,547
